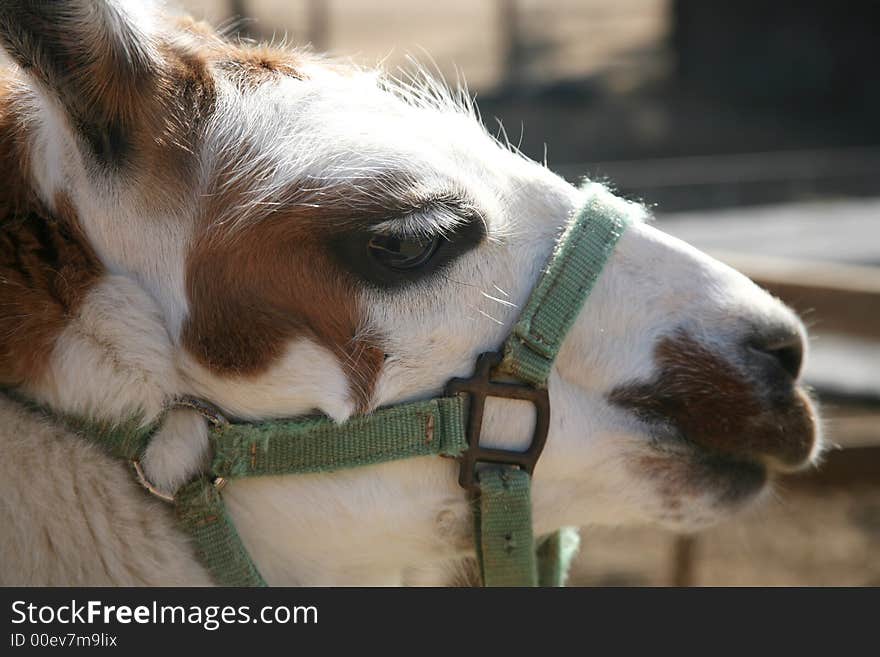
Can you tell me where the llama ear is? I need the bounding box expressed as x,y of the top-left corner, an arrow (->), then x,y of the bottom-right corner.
0,1 -> 160,166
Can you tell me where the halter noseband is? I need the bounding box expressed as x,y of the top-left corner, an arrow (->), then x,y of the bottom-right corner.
43,182 -> 631,586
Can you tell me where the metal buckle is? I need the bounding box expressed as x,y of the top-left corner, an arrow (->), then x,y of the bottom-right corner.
445,351 -> 550,494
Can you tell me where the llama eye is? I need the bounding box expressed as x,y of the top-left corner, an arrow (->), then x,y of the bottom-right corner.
368,234 -> 441,270
330,207 -> 485,289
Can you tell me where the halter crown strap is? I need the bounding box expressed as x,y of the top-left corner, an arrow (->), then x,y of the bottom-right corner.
501,186 -> 632,387
470,183 -> 630,585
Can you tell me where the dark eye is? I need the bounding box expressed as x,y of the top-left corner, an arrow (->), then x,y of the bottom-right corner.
329,202 -> 486,289
368,234 -> 441,270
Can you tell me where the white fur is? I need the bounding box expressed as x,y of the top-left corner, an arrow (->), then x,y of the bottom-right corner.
29,276 -> 180,423
0,395 -> 212,586
179,339 -> 356,423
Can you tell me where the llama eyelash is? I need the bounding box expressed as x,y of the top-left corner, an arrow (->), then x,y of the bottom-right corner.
369,197 -> 484,240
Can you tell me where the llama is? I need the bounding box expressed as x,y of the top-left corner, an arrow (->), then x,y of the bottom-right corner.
0,1 -> 820,586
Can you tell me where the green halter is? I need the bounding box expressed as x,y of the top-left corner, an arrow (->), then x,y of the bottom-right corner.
32,182 -> 630,587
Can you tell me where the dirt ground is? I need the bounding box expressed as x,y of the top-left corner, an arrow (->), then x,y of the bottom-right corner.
569,483 -> 880,587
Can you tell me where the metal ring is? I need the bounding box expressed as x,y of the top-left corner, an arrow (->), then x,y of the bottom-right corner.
131,461 -> 228,503
131,460 -> 176,503
172,396 -> 230,429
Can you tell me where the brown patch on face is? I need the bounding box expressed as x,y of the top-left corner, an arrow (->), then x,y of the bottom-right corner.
182,213 -> 385,413
176,13 -> 418,415
609,331 -> 815,468
182,151 -> 486,412
182,156 -> 448,411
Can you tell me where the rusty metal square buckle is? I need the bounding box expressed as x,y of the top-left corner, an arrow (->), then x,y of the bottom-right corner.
445,351 -> 550,494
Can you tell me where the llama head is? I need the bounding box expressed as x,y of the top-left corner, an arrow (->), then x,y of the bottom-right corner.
0,1 -> 820,583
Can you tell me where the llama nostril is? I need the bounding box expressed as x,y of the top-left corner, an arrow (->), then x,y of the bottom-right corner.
749,331 -> 804,380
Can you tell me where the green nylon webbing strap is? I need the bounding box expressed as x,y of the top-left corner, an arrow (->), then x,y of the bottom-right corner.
475,477 -> 580,587
475,468 -> 537,586
209,397 -> 468,478
500,184 -> 631,387
177,396 -> 469,586
475,183 -> 626,585
59,416 -> 153,461
536,526 -> 581,587
174,477 -> 267,587
1,389 -> 154,461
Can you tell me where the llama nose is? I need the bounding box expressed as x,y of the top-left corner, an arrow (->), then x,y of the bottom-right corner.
730,323 -> 813,468
746,327 -> 805,381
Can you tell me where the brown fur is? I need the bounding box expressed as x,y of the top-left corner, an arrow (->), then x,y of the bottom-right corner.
609,331 -> 815,467
0,201 -> 103,388
134,42 -> 217,208
0,1 -> 156,161
0,16 -> 216,389
1,9 -> 381,410
180,168 -> 427,412
0,3 -> 218,201
168,29 -> 395,411
176,15 -> 306,89
0,79 -> 103,388
0,72 -> 33,217
632,453 -> 766,515
217,46 -> 306,89
183,214 -> 385,412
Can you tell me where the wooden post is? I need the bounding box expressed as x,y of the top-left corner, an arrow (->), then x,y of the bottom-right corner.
307,0 -> 330,51
671,535 -> 698,586
498,0 -> 524,89
229,0 -> 253,38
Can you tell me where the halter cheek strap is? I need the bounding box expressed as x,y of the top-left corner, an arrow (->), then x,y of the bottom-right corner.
26,182 -> 631,587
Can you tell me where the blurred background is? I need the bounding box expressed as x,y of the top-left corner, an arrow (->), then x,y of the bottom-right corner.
179,0 -> 880,585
